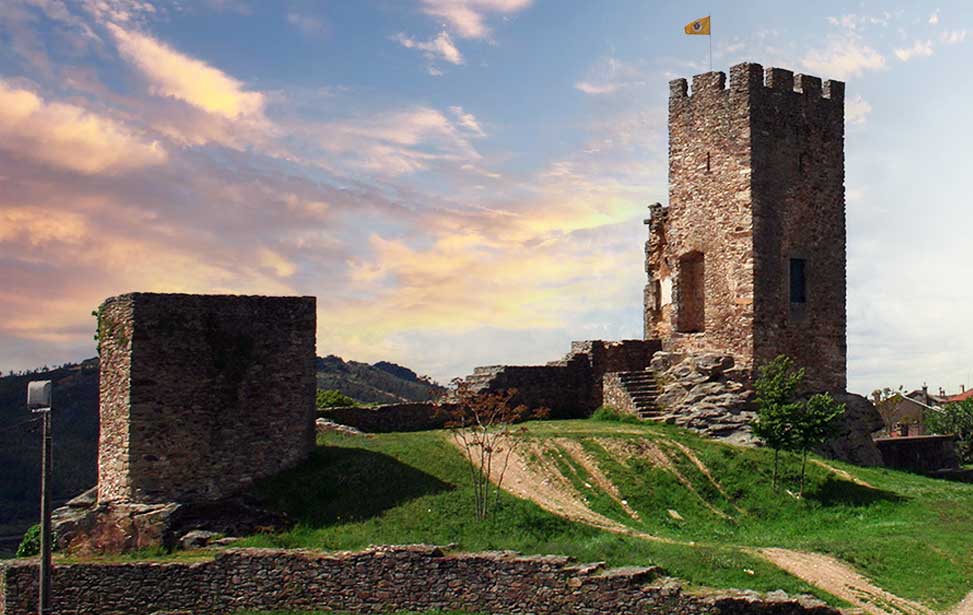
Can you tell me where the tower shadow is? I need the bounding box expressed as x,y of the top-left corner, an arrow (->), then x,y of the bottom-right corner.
251,444 -> 453,526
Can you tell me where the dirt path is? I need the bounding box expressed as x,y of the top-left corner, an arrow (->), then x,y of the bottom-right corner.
553,438 -> 642,521
950,592 -> 973,615
450,437 -> 672,542
450,433 -> 962,614
759,548 -> 933,615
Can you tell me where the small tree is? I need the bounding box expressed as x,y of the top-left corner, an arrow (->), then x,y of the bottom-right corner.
447,381 -> 546,520
752,356 -> 804,490
752,356 -> 845,494
926,399 -> 973,463
16,524 -> 40,558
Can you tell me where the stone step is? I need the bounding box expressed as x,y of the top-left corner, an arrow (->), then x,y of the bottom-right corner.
628,388 -> 659,396
618,375 -> 656,383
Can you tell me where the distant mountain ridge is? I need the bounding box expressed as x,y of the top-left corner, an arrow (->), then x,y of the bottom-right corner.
315,355 -> 446,404
0,354 -> 444,552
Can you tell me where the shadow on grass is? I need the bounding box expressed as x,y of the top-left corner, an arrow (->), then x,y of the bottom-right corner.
251,445 -> 453,526
810,475 -> 906,507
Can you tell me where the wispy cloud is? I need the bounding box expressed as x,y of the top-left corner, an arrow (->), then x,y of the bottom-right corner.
575,81 -> 618,95
940,29 -> 967,44
826,12 -> 894,31
449,106 -> 485,136
929,9 -> 940,25
0,79 -> 166,174
846,95 -> 872,125
107,23 -> 266,120
395,31 -> 464,66
287,12 -> 328,37
417,0 -> 531,40
894,39 -> 934,62
308,106 -> 483,176
574,57 -> 645,96
801,36 -> 886,79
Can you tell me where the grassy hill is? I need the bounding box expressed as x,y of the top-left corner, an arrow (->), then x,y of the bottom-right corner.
0,355 -> 444,552
237,418 -> 973,612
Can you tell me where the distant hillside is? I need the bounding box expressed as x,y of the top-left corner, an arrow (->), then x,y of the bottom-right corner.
315,355 -> 445,404
0,354 -> 444,551
0,359 -> 100,549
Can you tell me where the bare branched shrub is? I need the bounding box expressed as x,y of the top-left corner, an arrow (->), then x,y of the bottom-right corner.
447,380 -> 548,520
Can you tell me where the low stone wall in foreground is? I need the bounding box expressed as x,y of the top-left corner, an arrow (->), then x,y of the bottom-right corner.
0,545 -> 836,615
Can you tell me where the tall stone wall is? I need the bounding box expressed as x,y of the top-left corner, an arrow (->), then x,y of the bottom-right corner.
0,546 -> 838,615
750,68 -> 846,392
455,339 -> 661,418
645,63 -> 846,393
96,293 -> 317,505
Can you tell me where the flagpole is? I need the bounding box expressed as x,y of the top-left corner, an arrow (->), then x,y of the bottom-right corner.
708,31 -> 712,71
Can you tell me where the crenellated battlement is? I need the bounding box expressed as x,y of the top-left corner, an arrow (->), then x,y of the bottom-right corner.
669,62 -> 844,102
652,60 -> 847,393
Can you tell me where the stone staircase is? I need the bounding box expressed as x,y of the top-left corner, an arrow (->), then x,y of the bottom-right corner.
608,370 -> 662,419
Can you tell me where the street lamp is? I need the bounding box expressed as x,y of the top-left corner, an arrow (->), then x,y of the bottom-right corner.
27,380 -> 52,615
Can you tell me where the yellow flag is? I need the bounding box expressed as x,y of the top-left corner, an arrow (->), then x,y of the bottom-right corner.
684,16 -> 711,35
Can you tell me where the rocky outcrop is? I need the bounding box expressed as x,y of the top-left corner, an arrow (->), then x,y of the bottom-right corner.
51,494 -> 289,555
817,393 -> 888,467
638,352 -> 884,464
649,352 -> 757,446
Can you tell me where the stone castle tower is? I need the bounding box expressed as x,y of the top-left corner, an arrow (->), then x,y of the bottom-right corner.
644,63 -> 846,392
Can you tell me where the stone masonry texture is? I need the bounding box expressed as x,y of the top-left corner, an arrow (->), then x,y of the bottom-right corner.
96,293 -> 317,505
0,546 -> 838,615
645,63 -> 846,392
455,339 -> 662,418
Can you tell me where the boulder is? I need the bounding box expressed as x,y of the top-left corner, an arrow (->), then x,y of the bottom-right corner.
179,530 -> 220,550
813,392 -> 884,466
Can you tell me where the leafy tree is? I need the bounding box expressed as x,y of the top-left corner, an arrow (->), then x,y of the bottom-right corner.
752,356 -> 846,494
752,356 -> 804,490
926,399 -> 973,463
315,389 -> 359,409
16,524 -> 40,557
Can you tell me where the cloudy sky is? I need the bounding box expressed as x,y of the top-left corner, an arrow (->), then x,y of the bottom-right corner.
0,0 -> 971,396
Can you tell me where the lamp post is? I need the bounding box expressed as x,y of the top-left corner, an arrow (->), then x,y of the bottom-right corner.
27,380 -> 52,615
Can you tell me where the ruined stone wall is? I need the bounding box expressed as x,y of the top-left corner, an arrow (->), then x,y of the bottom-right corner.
646,63 -> 846,392
0,546 -> 838,615
602,373 -> 637,416
750,68 -> 846,392
456,340 -> 661,418
474,359 -> 592,418
97,293 -> 317,505
319,402 -> 453,433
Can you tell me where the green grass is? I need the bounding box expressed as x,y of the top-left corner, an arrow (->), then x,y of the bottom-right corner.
239,428 -> 833,603
235,420 -> 973,611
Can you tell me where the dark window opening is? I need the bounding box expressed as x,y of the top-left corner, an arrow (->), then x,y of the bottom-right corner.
677,252 -> 705,333
705,152 -> 711,173
790,258 -> 807,304
798,152 -> 807,173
